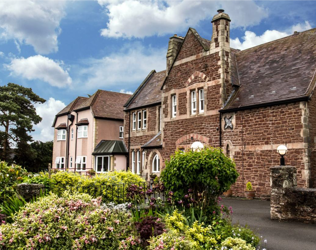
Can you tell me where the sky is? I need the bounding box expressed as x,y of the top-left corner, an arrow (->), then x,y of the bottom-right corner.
0,0 -> 316,142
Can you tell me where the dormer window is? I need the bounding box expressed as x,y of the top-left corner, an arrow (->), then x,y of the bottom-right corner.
78,126 -> 88,138
57,130 -> 66,140
191,90 -> 197,115
172,95 -> 177,118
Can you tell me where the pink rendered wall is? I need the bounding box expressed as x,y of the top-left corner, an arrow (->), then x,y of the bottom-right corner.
95,119 -> 124,145
115,155 -> 127,171
52,115 -> 68,168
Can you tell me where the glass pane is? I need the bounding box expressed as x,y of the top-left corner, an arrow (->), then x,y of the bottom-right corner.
97,157 -> 102,172
82,164 -> 86,170
104,157 -> 109,172
77,163 -> 81,170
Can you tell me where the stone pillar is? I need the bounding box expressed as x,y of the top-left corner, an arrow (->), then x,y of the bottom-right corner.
270,166 -> 296,220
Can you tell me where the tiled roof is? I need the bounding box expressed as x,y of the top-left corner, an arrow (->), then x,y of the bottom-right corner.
142,132 -> 162,148
92,140 -> 128,155
224,28 -> 316,110
57,97 -> 88,115
125,70 -> 166,110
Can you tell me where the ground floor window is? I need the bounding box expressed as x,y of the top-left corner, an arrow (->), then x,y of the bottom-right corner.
76,156 -> 86,171
95,156 -> 110,173
152,154 -> 160,172
55,157 -> 65,169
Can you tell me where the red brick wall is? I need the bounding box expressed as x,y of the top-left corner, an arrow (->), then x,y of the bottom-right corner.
176,30 -> 204,61
308,95 -> 316,188
207,85 -> 221,110
178,92 -> 187,115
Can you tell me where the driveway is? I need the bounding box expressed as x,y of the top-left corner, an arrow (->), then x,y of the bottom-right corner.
221,197 -> 316,250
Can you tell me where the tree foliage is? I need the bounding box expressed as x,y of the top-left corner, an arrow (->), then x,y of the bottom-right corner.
0,83 -> 45,162
161,147 -> 239,203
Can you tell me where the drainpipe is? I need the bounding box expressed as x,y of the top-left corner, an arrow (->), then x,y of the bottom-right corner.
219,112 -> 222,149
127,111 -> 131,171
74,111 -> 78,173
65,117 -> 69,170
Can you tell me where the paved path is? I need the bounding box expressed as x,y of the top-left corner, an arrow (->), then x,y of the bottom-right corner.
221,197 -> 316,250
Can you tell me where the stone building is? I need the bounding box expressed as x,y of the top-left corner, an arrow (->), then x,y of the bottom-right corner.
124,9 -> 316,197
52,90 -> 131,173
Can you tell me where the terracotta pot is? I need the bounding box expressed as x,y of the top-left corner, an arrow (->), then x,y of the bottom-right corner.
245,190 -> 256,200
223,189 -> 232,197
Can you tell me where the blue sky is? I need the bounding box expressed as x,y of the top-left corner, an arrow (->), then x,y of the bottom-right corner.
0,0 -> 315,142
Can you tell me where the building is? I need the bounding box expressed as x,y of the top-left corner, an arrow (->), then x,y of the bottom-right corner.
124,9 -> 316,197
52,90 -> 131,173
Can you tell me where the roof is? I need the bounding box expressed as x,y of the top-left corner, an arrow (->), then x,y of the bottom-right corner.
142,132 -> 162,148
223,28 -> 316,111
56,123 -> 67,130
92,140 -> 128,155
125,70 -> 166,110
57,97 -> 88,116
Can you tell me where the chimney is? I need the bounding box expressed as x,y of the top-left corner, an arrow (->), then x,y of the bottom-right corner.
210,9 -> 232,105
166,34 -> 184,74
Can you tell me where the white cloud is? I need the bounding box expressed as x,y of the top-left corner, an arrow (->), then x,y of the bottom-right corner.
231,21 -> 312,50
98,0 -> 267,38
0,0 -> 67,54
0,51 -> 4,57
6,55 -> 72,88
33,98 -> 66,142
120,89 -> 133,95
76,43 -> 165,91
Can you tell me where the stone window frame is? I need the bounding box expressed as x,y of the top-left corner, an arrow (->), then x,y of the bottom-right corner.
147,150 -> 162,175
152,154 -> 160,173
57,129 -> 66,141
95,155 -> 110,173
171,94 -> 177,118
142,110 -> 147,129
223,140 -> 234,159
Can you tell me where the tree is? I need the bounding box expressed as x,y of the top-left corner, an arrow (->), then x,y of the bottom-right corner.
0,83 -> 45,162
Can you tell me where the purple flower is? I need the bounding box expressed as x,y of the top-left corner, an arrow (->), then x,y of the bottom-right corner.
146,189 -> 153,195
213,211 -> 216,215
168,191 -> 174,196
150,202 -> 155,207
178,200 -> 183,204
151,197 -> 156,202
127,203 -> 132,209
188,189 -> 193,193
184,194 -> 189,199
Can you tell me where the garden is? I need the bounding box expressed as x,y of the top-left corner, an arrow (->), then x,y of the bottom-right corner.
0,147 -> 266,249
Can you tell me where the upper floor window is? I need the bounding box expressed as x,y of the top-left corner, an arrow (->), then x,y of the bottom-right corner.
71,128 -> 74,140
143,110 -> 147,129
172,95 -> 177,118
199,89 -> 204,113
138,112 -> 142,130
152,154 -> 160,172
132,113 -> 136,130
76,156 -> 86,171
96,156 -> 110,173
57,130 -> 66,141
78,126 -> 88,138
191,90 -> 197,115
55,157 -> 65,169
158,106 -> 162,131
119,126 -> 124,138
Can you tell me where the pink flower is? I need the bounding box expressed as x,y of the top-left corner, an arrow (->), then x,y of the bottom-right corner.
114,220 -> 120,224
9,238 -> 13,244
107,227 -> 114,232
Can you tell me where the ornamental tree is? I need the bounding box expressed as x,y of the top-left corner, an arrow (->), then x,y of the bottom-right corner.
161,147 -> 239,208
0,83 -> 45,162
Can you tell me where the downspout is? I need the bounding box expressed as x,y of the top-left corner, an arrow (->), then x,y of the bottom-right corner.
127,111 -> 131,171
74,111 -> 78,173
219,112 -> 222,149
66,117 -> 69,170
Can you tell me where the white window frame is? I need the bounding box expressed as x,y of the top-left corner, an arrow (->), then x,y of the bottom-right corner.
78,126 -> 88,138
55,157 -> 65,169
143,110 -> 147,129
76,156 -> 87,171
70,156 -> 73,168
137,111 -> 141,130
172,95 -> 177,118
152,154 -> 160,173
132,151 -> 135,173
142,151 -> 146,168
191,90 -> 197,115
137,151 -> 140,174
199,89 -> 204,113
95,156 -> 110,173
57,130 -> 66,141
132,113 -> 136,130
71,128 -> 74,140
119,126 -> 124,138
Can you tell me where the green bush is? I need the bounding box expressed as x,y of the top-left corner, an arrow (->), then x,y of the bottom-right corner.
221,237 -> 255,250
0,161 -> 27,203
0,192 -> 134,249
50,171 -> 145,203
161,147 -> 239,204
23,172 -> 51,188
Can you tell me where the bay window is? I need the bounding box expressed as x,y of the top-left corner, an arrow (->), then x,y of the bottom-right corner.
96,156 -> 110,173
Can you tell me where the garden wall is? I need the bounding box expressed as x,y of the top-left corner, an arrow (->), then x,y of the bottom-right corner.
270,166 -> 316,223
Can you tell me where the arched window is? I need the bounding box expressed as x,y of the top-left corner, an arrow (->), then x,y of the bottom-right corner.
226,144 -> 230,158
152,154 -> 160,173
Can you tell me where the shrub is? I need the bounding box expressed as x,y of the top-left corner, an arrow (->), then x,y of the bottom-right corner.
0,192 -> 134,249
246,182 -> 253,191
221,237 -> 255,250
0,194 -> 26,222
135,216 -> 164,246
161,147 -> 239,208
0,161 -> 27,203
23,172 -> 51,188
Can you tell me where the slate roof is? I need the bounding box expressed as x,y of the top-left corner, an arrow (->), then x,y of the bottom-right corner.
125,70 -> 166,110
57,97 -> 88,116
223,28 -> 316,111
92,140 -> 128,155
142,132 -> 162,148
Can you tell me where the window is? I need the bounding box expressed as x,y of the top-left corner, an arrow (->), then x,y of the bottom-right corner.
70,156 -> 73,168
199,89 -> 204,113
119,126 -> 124,138
132,113 -> 136,130
132,151 -> 135,173
143,110 -> 147,129
158,106 -> 162,131
55,157 -> 65,169
142,151 -> 146,169
152,154 -> 160,172
71,128 -> 74,140
76,156 -> 86,171
137,151 -> 140,174
226,144 -> 230,158
78,126 -> 88,138
138,112 -> 141,130
96,156 -> 110,173
191,90 -> 197,115
172,95 -> 177,118
57,130 -> 66,140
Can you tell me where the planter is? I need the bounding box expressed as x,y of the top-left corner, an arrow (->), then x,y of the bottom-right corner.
223,189 -> 233,197
244,190 -> 256,200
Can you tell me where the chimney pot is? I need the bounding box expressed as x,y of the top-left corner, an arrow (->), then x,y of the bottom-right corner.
217,9 -> 224,13
174,34 -> 177,37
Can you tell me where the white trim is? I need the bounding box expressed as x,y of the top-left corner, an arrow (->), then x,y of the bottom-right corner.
137,111 -> 141,130
70,156 -> 73,168
119,126 -> 124,138
199,89 -> 204,113
142,151 -> 146,168
143,110 -> 147,129
78,126 -> 88,138
76,156 -> 87,171
132,113 -> 136,130
95,155 -> 110,173
57,129 -> 66,141
56,157 -> 65,169
152,154 -> 160,173
137,151 -> 140,174
191,90 -> 196,115
172,95 -> 177,118
132,151 -> 135,173
71,128 -> 74,140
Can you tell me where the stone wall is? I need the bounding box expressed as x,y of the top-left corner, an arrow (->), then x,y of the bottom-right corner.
270,166 -> 316,223
17,183 -> 45,201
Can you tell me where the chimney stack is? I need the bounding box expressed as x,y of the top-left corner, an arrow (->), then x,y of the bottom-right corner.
166,35 -> 184,74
